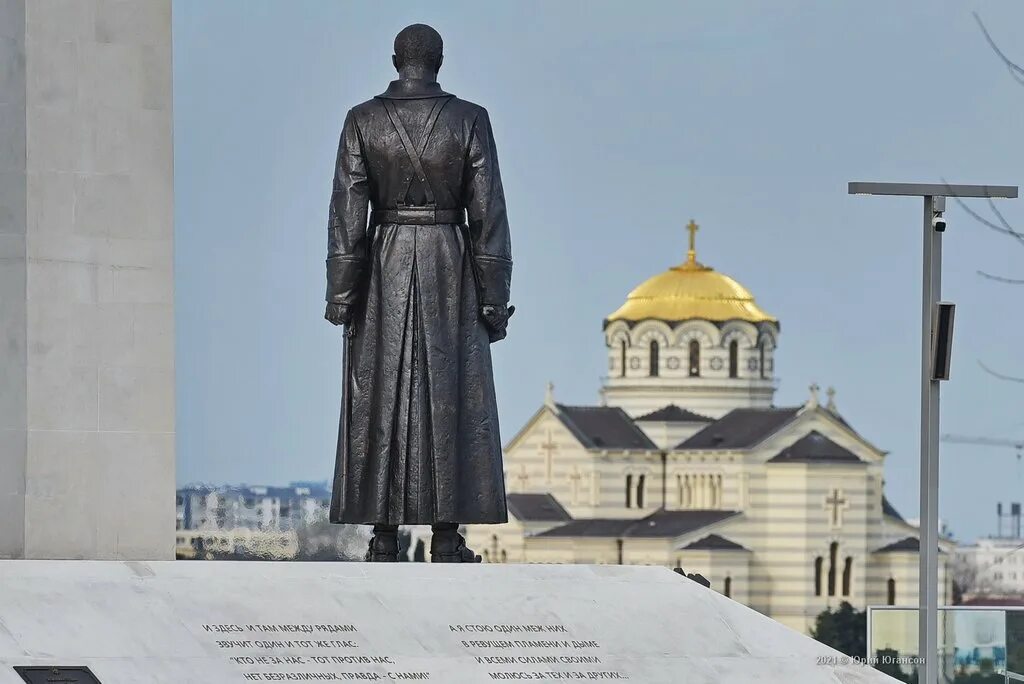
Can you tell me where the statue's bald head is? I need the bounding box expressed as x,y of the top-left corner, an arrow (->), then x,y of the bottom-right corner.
393,24 -> 444,74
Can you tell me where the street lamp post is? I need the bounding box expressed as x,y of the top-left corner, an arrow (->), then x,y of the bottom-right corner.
848,182 -> 1018,684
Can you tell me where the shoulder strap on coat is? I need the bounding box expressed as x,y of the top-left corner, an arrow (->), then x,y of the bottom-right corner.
382,97 -> 451,206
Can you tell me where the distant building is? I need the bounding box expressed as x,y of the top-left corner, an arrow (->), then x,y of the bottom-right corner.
175,481 -> 332,559
955,536 -> 1024,596
175,528 -> 298,560
467,226 -> 955,634
176,481 -> 332,532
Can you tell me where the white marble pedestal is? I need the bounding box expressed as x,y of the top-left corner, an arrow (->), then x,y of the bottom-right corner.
0,561 -> 898,683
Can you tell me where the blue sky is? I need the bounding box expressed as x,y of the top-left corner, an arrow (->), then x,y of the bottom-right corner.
173,1 -> 1024,543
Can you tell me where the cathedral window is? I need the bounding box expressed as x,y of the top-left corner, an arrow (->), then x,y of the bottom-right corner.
887,578 -> 896,605
649,340 -> 659,377
728,340 -> 739,378
842,556 -> 853,596
568,467 -> 583,505
636,474 -> 646,509
759,340 -> 767,379
620,340 -> 627,378
814,557 -> 823,596
487,534 -> 505,564
724,576 -> 732,598
688,340 -> 701,377
827,542 -> 838,596
625,474 -> 633,508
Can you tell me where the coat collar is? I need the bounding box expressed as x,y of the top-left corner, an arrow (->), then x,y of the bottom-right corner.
375,78 -> 453,100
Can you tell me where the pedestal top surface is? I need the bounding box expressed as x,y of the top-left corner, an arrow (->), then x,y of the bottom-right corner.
0,561 -> 895,683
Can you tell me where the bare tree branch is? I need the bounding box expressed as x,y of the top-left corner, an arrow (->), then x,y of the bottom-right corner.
986,197 -> 1024,242
978,360 -> 1024,384
978,271 -> 1024,285
945,189 -> 1024,245
974,11 -> 1024,86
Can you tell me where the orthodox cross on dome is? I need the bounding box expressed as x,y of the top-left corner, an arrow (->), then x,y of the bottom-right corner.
826,386 -> 837,412
539,430 -> 558,483
824,488 -> 849,528
686,219 -> 700,264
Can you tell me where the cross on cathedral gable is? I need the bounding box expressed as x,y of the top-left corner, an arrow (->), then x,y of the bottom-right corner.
824,488 -> 849,528
539,430 -> 558,484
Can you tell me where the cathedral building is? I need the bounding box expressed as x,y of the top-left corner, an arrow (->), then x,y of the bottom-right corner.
466,221 -> 953,633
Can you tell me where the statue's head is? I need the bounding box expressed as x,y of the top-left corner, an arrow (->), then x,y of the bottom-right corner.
392,24 -> 444,76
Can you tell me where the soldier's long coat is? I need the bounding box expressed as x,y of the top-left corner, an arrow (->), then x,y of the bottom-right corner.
326,78 -> 512,525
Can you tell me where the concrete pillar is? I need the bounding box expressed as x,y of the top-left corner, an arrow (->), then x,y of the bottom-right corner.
0,0 -> 174,559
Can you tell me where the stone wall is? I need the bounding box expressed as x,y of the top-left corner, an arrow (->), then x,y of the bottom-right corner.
0,0 -> 174,559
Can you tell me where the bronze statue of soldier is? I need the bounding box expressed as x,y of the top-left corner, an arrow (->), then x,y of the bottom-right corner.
325,24 -> 513,562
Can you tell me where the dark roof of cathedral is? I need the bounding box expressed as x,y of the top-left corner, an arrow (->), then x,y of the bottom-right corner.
874,537 -> 946,554
534,509 -> 738,539
677,407 -> 801,449
555,404 -> 657,450
682,534 -> 749,551
533,518 -> 636,538
766,431 -> 864,464
882,496 -> 905,522
506,493 -> 572,522
635,404 -> 714,423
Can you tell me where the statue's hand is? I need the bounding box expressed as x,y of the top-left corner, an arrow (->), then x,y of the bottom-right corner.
481,304 -> 515,343
325,302 -> 352,327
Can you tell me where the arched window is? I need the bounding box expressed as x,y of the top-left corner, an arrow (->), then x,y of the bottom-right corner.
759,341 -> 767,379
887,578 -> 896,605
814,557 -> 823,596
842,557 -> 853,596
828,542 -> 838,596
649,340 -> 659,377
683,476 -> 692,509
625,475 -> 633,508
688,340 -> 701,377
724,576 -> 732,598
620,340 -> 627,377
636,475 -> 646,509
500,550 -> 507,563
728,340 -> 739,378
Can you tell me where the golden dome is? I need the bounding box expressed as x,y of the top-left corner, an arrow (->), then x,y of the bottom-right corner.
606,221 -> 776,325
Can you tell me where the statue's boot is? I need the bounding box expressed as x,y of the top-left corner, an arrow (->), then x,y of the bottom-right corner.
430,523 -> 481,563
364,524 -> 400,562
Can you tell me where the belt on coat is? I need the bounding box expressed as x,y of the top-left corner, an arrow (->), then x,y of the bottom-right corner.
370,207 -> 465,226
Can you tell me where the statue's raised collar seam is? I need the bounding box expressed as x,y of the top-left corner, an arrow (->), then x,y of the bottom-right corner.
375,79 -> 453,100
